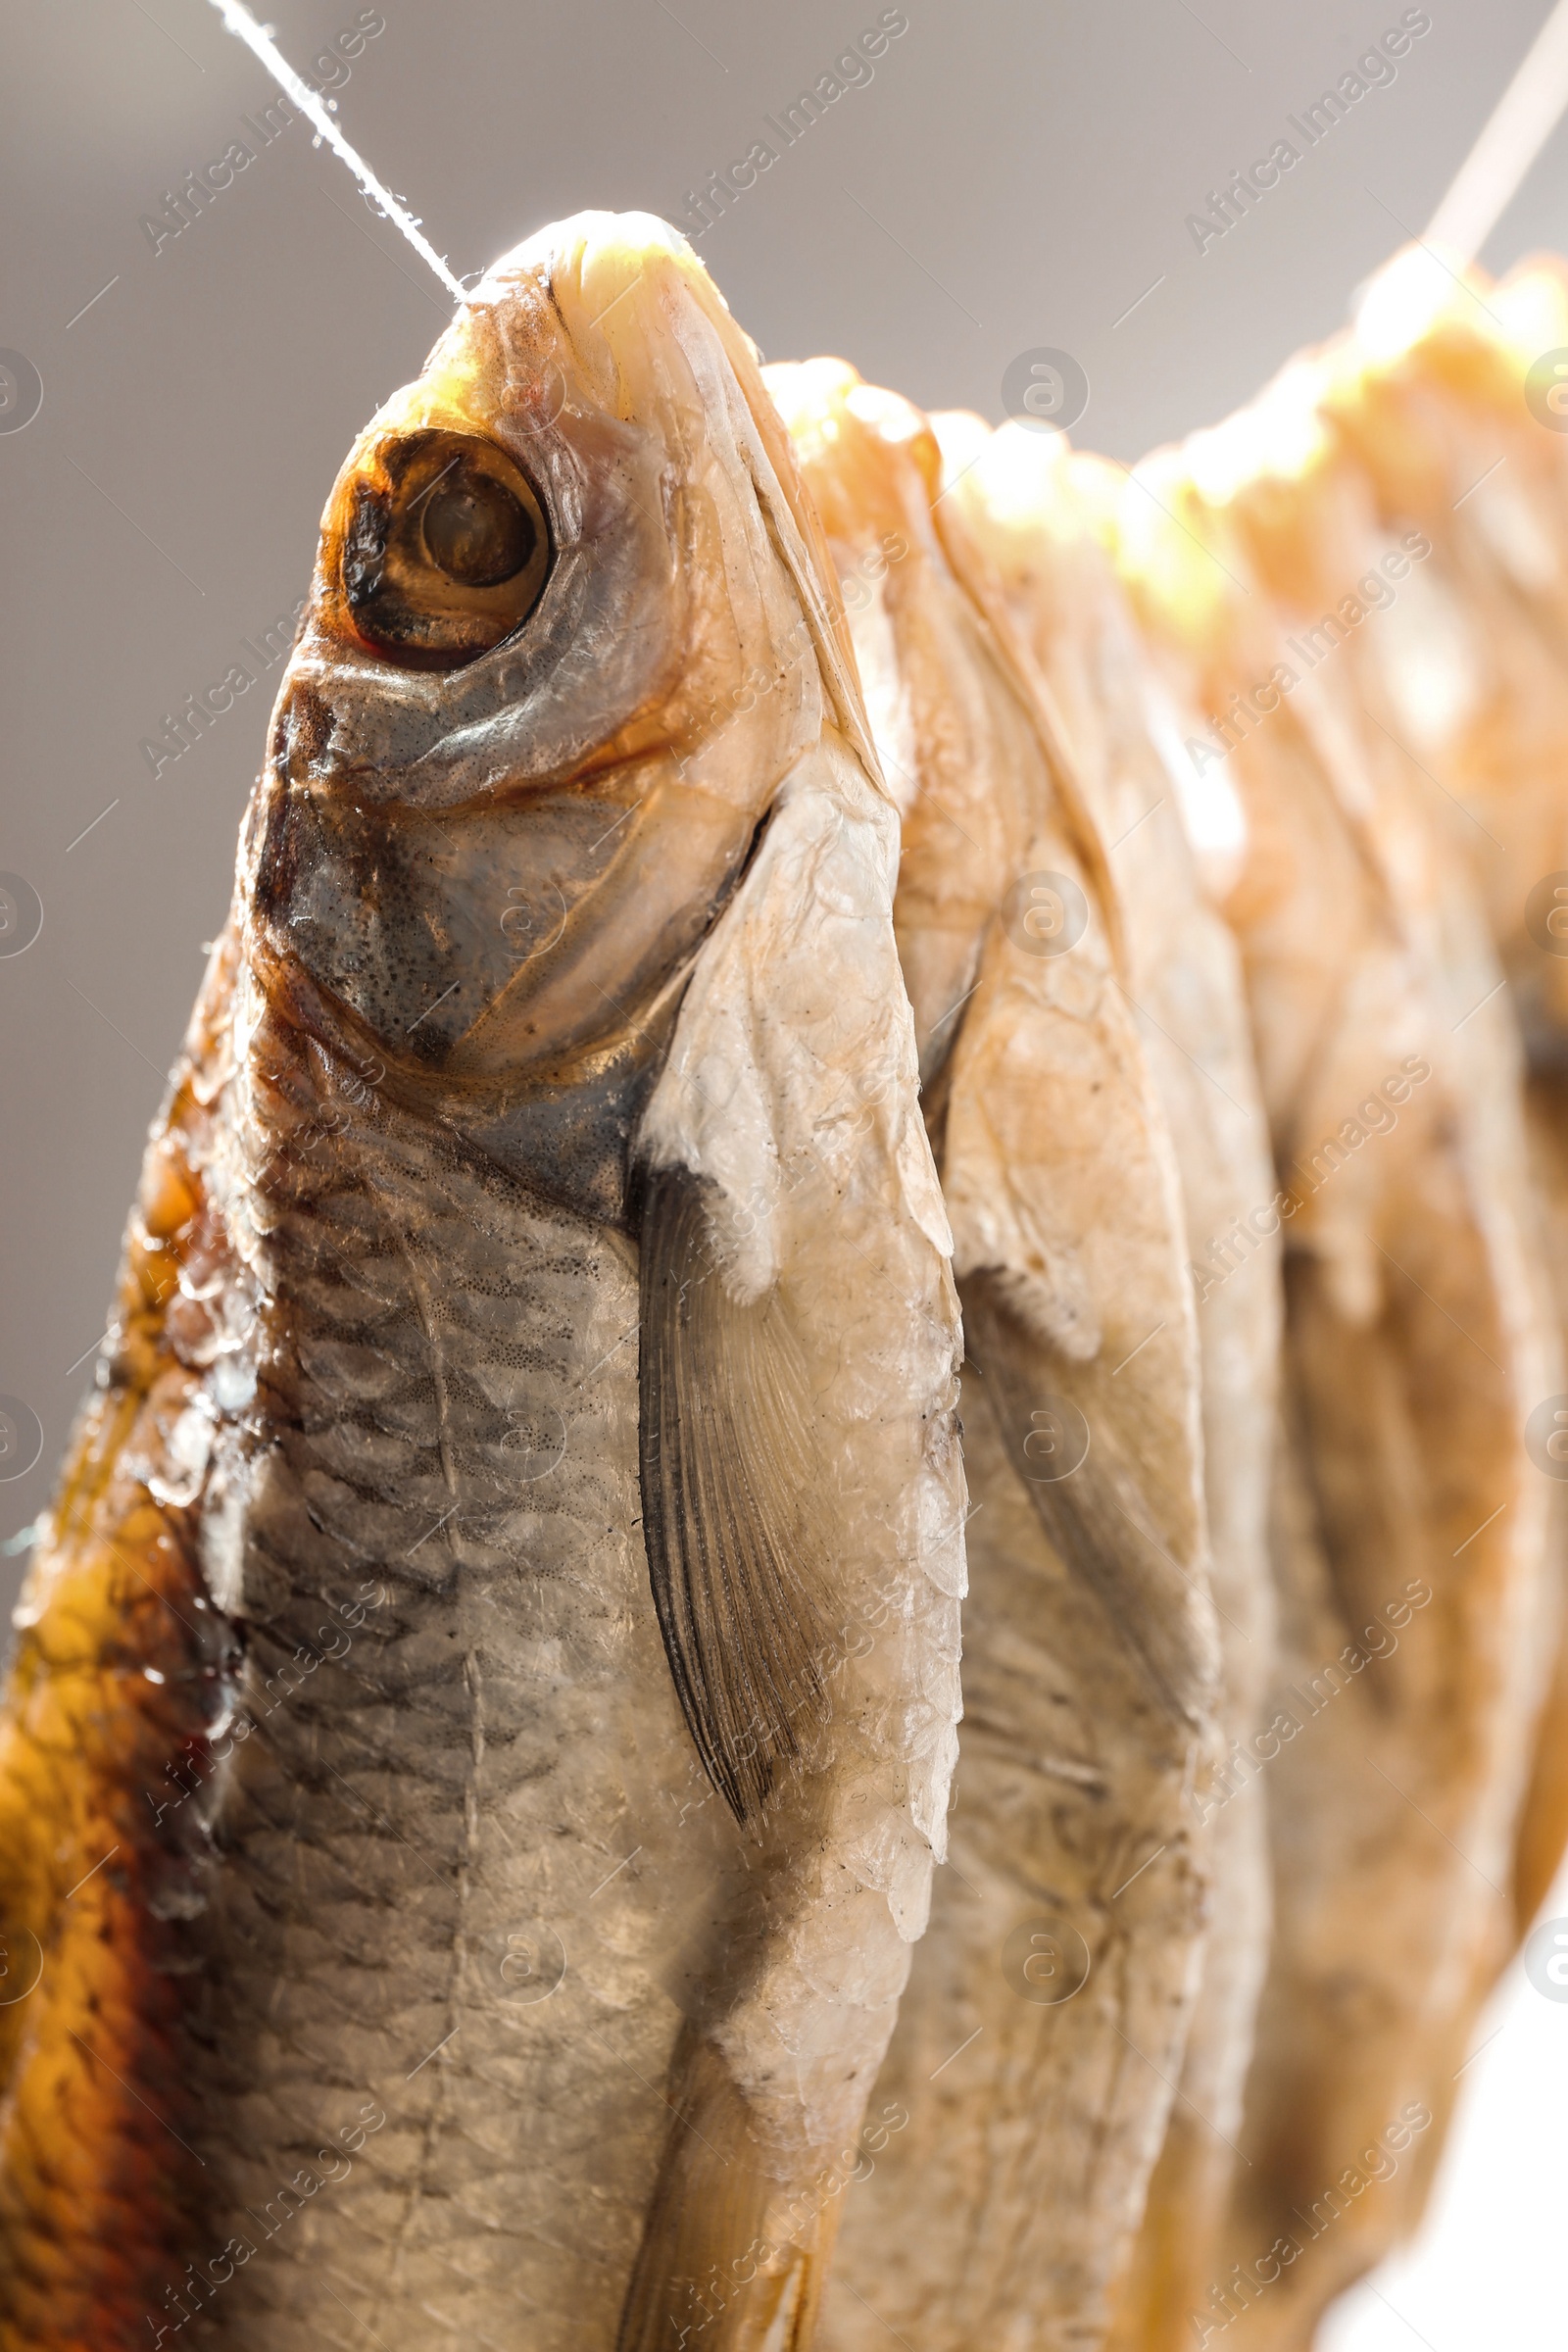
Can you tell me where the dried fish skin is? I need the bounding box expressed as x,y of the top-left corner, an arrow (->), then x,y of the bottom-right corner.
0,941 -> 245,2352
1322,250 -> 1568,1059
763,363 -> 1038,1084
937,413 -> 1281,2352
1117,451 -> 1558,2348
769,360 -> 1219,2352
768,365 -> 1214,1717
825,1390 -> 1211,2352
1304,253 -> 1568,1941
0,216 -> 964,2352
1182,271 -> 1568,1949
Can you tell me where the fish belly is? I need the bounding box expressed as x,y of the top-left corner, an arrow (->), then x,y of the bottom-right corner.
180,990 -> 746,2351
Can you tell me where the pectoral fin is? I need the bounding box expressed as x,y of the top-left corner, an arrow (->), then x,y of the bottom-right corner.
637,1159 -> 831,1824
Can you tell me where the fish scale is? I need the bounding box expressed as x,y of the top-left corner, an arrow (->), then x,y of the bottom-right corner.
176,992 -> 742,2350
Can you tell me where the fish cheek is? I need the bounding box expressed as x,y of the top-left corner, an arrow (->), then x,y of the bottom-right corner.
255,787 -> 644,1069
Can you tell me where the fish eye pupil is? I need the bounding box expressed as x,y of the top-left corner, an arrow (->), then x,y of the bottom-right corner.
420,465 -> 534,587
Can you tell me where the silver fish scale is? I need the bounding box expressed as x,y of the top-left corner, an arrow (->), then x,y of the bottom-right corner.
183,1001 -> 746,2352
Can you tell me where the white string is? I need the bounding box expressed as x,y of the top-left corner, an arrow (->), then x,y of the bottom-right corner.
205,0 -> 467,305
1425,0 -> 1568,263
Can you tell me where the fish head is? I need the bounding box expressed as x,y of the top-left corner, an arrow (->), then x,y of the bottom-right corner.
767,357 -> 1083,1083
244,211 -> 868,1213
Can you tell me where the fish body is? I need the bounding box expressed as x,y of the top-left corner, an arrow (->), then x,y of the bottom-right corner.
0,217 -> 965,2352
9,186 -> 1562,2352
1117,414 -> 1558,2346
767,361 -> 1220,2352
932,416 -> 1281,2352
1318,250 -> 1568,1938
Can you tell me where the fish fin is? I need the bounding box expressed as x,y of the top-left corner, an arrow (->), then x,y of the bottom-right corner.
637,1160 -> 832,1824
961,1267 -> 1217,1730
617,2034 -> 833,2352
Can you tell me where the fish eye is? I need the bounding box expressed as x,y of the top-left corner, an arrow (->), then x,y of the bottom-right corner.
336,429 -> 552,669
420,465 -> 535,587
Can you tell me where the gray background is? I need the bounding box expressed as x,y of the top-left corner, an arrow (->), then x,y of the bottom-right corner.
3,0 -> 1566,1589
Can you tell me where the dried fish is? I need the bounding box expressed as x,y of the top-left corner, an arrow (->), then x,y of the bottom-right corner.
0,217 -> 966,2352
1117,412 -> 1558,2346
768,360 -> 1220,2352
1321,250 -> 1568,1939
8,186 -> 1564,2352
932,415 -> 1281,2352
